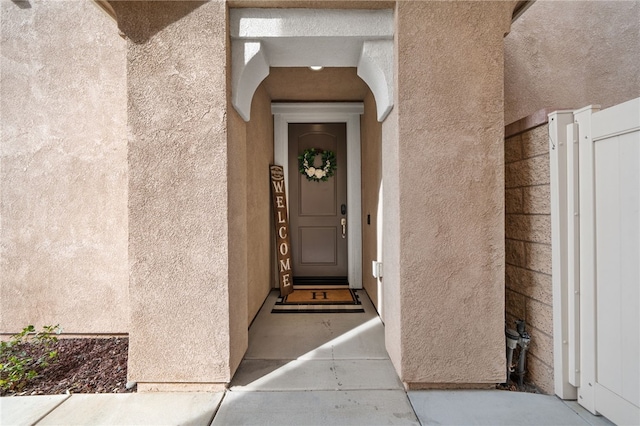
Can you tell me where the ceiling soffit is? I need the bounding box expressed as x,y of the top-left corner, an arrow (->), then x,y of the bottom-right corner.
230,8 -> 394,122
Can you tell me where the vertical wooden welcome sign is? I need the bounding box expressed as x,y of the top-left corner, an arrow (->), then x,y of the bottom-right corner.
270,165 -> 294,297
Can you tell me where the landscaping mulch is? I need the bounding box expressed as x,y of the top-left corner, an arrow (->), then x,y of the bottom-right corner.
496,378 -> 541,393
2,336 -> 539,397
1,337 -> 134,397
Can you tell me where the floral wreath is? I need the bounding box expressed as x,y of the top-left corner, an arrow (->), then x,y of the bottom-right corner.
298,148 -> 337,182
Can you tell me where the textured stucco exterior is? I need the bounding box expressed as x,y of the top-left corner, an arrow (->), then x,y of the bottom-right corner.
1,0 -> 523,391
505,0 -> 640,124
263,67 -> 369,102
112,1 -> 243,388
227,92 -> 249,379
245,84 -> 275,324
0,0 -> 128,334
361,91 -> 383,311
391,1 -> 513,386
381,107 -> 401,371
505,122 -> 554,394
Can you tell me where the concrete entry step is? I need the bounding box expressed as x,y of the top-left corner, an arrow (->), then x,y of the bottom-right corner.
245,290 -> 386,361
230,359 -> 403,391
212,390 -> 419,426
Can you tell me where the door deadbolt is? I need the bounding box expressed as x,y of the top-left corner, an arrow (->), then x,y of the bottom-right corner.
341,204 -> 347,215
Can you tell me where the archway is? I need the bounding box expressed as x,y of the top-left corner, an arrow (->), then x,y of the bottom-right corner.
229,8 -> 394,122
230,8 -> 392,323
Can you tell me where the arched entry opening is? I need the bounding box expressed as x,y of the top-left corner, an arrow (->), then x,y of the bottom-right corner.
229,65 -> 388,391
239,67 -> 385,324
229,9 -> 393,327
228,10 -> 391,389
230,8 -> 394,122
115,0 -> 512,392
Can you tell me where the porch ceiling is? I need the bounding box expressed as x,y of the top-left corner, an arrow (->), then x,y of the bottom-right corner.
263,68 -> 369,102
230,8 -> 394,122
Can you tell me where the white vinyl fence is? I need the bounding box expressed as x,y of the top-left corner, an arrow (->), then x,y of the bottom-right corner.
550,98 -> 639,426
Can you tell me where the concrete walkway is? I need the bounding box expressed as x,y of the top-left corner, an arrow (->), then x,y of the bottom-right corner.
1,291 -> 613,425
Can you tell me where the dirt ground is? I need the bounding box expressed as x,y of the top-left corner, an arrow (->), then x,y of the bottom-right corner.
2,336 -> 538,397
1,337 -> 134,396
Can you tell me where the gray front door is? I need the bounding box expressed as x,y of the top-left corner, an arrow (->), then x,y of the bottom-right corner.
288,123 -> 348,281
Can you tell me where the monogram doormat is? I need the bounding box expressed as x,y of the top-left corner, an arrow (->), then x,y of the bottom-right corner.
272,288 -> 364,313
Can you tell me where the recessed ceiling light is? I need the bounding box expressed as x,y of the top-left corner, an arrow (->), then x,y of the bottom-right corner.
309,66 -> 324,71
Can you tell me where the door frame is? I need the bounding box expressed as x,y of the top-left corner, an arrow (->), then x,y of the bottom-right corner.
272,102 -> 364,289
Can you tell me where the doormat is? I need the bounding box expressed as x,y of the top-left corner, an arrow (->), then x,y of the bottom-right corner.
272,288 -> 364,313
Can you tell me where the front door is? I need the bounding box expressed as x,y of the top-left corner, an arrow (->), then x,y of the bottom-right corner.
288,123 -> 348,282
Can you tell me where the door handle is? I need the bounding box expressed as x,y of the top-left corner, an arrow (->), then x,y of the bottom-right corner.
341,218 -> 346,239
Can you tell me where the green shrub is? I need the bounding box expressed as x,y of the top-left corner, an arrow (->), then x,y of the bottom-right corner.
0,325 -> 61,394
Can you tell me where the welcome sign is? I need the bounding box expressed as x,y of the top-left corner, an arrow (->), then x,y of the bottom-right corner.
270,165 -> 294,297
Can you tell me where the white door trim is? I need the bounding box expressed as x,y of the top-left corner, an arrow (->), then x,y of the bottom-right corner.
272,102 -> 364,289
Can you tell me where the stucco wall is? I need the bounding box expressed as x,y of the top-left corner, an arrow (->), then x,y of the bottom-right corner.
391,1 -> 513,387
263,67 -> 368,102
381,106 -> 401,372
505,121 -> 553,394
2,0 -> 521,392
246,84 -> 274,323
113,0 -> 243,390
227,93 -> 249,379
0,0 -> 128,334
361,91 -> 382,311
505,0 -> 640,124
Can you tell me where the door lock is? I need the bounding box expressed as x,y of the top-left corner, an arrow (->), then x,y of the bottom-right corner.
341,218 -> 347,239
341,204 -> 347,215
